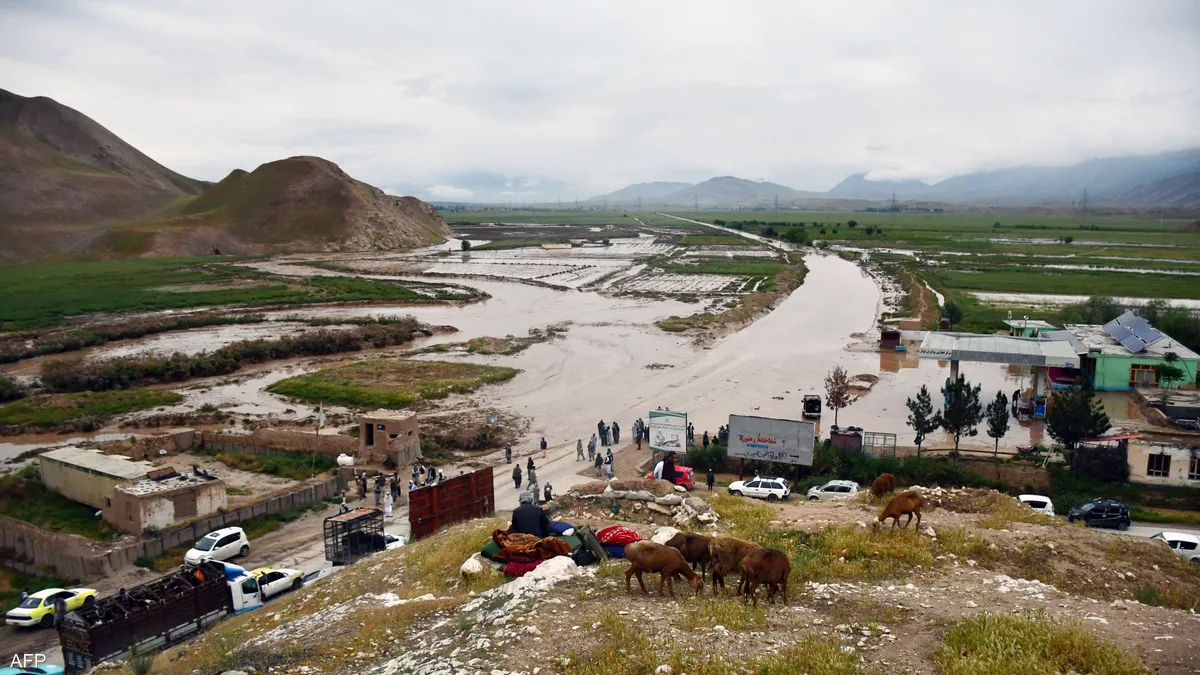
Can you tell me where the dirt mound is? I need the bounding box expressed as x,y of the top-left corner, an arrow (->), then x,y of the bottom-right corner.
572,478 -> 676,497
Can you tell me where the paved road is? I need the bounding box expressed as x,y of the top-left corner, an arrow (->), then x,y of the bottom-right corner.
1118,522 -> 1200,539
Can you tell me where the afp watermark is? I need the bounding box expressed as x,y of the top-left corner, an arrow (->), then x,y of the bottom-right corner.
10,653 -> 48,669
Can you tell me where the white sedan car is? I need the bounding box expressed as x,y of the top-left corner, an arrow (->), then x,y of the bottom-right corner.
1018,494 -> 1056,517
251,568 -> 304,600
384,533 -> 407,551
807,480 -> 860,501
1150,532 -> 1200,563
728,477 -> 790,502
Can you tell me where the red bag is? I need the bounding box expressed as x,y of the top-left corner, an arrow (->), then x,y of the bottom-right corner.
502,560 -> 544,577
596,525 -> 641,545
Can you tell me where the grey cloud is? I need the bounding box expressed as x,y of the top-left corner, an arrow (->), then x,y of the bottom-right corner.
2,0 -> 1197,198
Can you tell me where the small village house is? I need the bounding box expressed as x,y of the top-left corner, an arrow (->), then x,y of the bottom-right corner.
1065,312 -> 1199,391
101,471 -> 227,533
359,410 -> 421,466
38,446 -> 153,509
1128,443 -> 1200,488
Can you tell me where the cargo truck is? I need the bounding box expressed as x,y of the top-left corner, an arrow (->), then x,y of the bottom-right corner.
57,561 -> 262,673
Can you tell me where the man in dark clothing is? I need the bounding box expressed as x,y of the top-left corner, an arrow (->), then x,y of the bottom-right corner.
374,476 -> 383,505
706,468 -> 715,491
662,453 -> 676,484
594,451 -> 603,476
510,492 -> 550,538
702,431 -> 709,449
505,445 -> 512,464
540,437 -> 548,452
612,421 -> 620,444
512,465 -> 522,489
527,457 -> 535,472
543,482 -> 553,503
597,420 -> 605,442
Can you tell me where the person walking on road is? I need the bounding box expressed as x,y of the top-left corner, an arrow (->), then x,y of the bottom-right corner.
588,434 -> 597,461
512,465 -> 522,490
594,451 -> 603,476
706,467 -> 715,491
505,444 -> 512,464
576,439 -> 584,460
527,456 -> 535,473
613,421 -> 620,444
540,437 -> 548,453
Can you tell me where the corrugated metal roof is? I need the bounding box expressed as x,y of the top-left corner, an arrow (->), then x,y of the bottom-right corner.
918,332 -> 1081,368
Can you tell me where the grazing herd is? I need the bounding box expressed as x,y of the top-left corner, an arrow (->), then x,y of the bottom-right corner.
623,473 -> 924,607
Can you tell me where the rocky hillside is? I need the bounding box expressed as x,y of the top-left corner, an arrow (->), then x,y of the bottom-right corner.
0,89 -> 449,261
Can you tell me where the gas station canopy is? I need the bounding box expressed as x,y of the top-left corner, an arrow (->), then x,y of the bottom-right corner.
918,332 -> 1081,368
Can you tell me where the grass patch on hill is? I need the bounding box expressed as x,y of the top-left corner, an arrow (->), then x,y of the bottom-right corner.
0,258 -> 459,331
0,389 -> 182,428
267,359 -> 519,409
0,467 -> 123,540
932,612 -> 1147,675
567,611 -> 861,675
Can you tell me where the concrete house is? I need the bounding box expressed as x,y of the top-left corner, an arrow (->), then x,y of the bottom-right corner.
1065,312 -> 1199,391
359,410 -> 421,466
1128,443 -> 1200,488
102,473 -> 227,533
38,447 -> 153,509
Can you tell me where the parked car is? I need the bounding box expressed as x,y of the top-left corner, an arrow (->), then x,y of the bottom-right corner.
5,588 -> 97,628
0,666 -> 66,675
1067,499 -> 1131,530
807,479 -> 860,501
1017,494 -> 1056,517
184,527 -> 250,566
251,568 -> 304,600
728,477 -> 790,502
1150,532 -> 1200,563
383,533 -> 407,551
302,567 -> 343,585
645,465 -> 697,490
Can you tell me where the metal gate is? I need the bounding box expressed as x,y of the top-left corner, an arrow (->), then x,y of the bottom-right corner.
408,466 -> 494,540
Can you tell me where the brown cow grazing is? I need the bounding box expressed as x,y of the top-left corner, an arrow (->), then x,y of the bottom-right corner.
624,541 -> 703,597
738,547 -> 791,608
872,490 -> 926,530
707,535 -> 762,595
664,532 -> 712,579
869,473 -> 896,503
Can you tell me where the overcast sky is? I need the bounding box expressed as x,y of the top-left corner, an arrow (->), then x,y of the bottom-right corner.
3,1 -> 1198,201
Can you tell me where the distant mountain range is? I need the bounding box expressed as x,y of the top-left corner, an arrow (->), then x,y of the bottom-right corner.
0,88 -> 448,262
593,150 -> 1200,210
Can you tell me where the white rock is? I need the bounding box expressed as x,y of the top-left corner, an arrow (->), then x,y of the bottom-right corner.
461,553 -> 489,577
655,494 -> 684,506
674,485 -> 686,493
651,526 -> 682,544
923,526 -> 936,538
655,665 -> 673,675
697,511 -> 718,523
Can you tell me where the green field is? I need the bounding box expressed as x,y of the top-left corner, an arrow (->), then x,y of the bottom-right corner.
0,389 -> 183,427
0,467 -> 123,539
0,258 -> 472,331
268,359 -> 519,409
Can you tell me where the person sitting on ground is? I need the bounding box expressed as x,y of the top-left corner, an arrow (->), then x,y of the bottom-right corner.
510,491 -> 551,538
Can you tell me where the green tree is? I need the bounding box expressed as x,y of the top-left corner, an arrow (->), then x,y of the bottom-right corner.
824,365 -> 853,427
985,391 -> 1010,459
1156,351 -> 1186,389
906,385 -> 940,457
460,239 -> 471,251
940,375 -> 984,455
941,300 -> 964,327
847,220 -> 858,228
1046,384 -> 1111,452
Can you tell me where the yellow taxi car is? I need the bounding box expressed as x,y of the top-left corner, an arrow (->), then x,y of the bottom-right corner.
250,567 -> 303,600
5,588 -> 97,628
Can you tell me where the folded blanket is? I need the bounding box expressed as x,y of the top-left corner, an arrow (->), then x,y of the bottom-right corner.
550,521 -> 575,536
490,529 -> 574,564
502,560 -> 544,577
601,544 -> 627,559
597,525 -> 641,546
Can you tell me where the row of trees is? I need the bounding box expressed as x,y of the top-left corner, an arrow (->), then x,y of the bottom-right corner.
904,375 -> 1112,458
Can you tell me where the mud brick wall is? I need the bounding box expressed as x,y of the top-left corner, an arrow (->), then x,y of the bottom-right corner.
199,429 -> 357,458
0,476 -> 342,582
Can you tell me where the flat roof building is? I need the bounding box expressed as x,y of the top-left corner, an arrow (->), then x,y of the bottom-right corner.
1065,313 -> 1199,391
102,473 -> 227,533
38,447 -> 153,509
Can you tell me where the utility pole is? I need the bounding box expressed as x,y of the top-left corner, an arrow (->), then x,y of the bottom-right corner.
636,196 -> 642,211
603,196 -> 608,211
1079,188 -> 1089,228
694,194 -> 699,211
774,193 -> 779,214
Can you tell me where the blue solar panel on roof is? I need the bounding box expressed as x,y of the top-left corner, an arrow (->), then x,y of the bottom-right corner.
1120,334 -> 1147,353
1131,323 -> 1163,345
1104,321 -> 1134,344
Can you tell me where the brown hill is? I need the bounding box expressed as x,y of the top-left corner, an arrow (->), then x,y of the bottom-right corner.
0,89 -> 450,260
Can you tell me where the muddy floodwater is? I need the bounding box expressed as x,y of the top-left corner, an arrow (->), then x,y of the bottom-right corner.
5,249 -> 1078,458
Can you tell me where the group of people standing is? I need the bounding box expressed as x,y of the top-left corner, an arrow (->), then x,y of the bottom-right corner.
511,456 -> 554,503
350,470 -> 406,518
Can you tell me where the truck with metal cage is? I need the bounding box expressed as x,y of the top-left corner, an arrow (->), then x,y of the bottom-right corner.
56,560 -> 262,673
323,506 -> 386,565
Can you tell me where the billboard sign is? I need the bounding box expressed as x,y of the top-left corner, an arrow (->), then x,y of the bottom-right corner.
649,410 -> 687,453
727,414 -> 815,466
